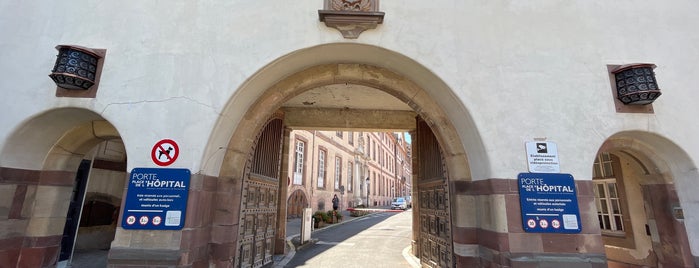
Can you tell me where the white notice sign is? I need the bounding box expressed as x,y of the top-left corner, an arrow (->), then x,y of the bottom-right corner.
525,141 -> 560,173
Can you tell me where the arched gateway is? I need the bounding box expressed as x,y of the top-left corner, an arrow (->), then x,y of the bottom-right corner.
215,60 -> 475,266
196,43 -> 484,267
198,44 -> 612,267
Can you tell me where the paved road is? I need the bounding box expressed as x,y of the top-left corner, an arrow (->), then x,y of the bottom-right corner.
285,210 -> 414,268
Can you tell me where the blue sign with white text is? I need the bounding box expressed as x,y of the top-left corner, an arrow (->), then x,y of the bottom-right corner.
518,173 -> 581,233
122,168 -> 190,230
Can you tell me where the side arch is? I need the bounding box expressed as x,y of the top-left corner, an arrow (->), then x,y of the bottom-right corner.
0,107 -> 126,267
597,131 -> 699,266
1,108 -> 120,170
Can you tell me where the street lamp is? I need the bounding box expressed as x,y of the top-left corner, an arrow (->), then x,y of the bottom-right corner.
365,177 -> 370,207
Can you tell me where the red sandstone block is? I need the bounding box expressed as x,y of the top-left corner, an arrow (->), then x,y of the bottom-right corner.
211,226 -> 237,244
17,247 -> 45,268
210,243 -> 236,260
213,210 -> 238,225
0,249 -> 20,267
455,255 -> 480,267
478,229 -> 509,252
505,194 -> 524,233
0,237 -> 24,250
452,226 -> 477,244
41,246 -> 59,267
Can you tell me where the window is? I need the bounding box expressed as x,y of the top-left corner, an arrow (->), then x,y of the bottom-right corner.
347,161 -> 353,192
336,131 -> 343,138
293,140 -> 305,185
595,179 -> 624,232
372,172 -> 376,195
593,152 -> 624,234
348,131 -> 354,145
592,152 -> 636,248
317,149 -> 326,188
367,137 -> 371,156
335,156 -> 342,190
373,142 -> 377,160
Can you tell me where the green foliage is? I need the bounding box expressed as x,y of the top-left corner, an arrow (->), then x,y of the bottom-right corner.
326,210 -> 343,221
313,210 -> 343,225
313,211 -> 328,223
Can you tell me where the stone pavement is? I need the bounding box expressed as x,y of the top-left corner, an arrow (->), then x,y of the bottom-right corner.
273,207 -> 420,268
61,207 -> 410,267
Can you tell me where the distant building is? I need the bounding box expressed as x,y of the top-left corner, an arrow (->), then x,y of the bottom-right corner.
286,131 -> 411,217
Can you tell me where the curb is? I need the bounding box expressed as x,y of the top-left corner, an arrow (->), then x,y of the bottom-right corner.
402,245 -> 421,268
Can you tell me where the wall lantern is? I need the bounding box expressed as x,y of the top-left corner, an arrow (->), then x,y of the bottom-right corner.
611,63 -> 661,105
49,45 -> 102,90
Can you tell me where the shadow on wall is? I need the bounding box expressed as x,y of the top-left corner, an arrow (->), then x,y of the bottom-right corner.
76,199 -> 119,250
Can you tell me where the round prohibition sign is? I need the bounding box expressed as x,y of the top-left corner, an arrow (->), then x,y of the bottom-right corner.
126,216 -> 136,225
152,216 -> 162,226
551,219 -> 561,229
527,219 -> 536,228
151,139 -> 180,166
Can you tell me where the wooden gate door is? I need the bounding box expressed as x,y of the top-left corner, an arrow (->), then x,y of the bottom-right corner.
415,118 -> 453,268
236,118 -> 284,268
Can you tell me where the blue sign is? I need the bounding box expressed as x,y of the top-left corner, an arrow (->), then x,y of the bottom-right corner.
518,173 -> 581,233
122,168 -> 190,230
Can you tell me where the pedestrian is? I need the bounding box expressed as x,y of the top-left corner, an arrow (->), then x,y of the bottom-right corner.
332,194 -> 339,211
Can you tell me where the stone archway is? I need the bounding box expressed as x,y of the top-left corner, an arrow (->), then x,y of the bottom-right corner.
0,108 -> 125,267
208,58 -> 481,265
594,131 -> 698,267
287,189 -> 308,219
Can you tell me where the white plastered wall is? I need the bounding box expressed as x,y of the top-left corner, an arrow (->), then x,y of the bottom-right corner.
0,0 -> 698,257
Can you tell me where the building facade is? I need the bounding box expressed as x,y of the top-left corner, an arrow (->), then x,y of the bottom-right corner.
286,130 -> 412,218
1,0 -> 698,267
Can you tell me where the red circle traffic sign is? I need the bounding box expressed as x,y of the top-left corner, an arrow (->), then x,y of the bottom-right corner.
527,219 -> 536,228
551,219 -> 561,229
151,139 -> 180,166
139,216 -> 149,225
126,216 -> 136,225
152,216 -> 162,226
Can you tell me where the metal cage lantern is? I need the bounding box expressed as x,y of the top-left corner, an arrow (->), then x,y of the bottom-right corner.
612,63 -> 662,105
49,45 -> 101,90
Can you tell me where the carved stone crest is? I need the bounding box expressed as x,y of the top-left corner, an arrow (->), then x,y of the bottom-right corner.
318,0 -> 385,39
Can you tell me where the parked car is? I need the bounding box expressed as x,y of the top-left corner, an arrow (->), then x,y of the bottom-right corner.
391,197 -> 408,210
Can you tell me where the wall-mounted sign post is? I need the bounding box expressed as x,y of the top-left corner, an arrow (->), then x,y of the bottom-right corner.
525,141 -> 560,173
122,168 -> 190,230
518,173 -> 581,233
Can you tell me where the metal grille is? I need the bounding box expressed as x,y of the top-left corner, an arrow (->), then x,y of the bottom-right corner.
250,119 -> 283,178
416,120 -> 444,181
